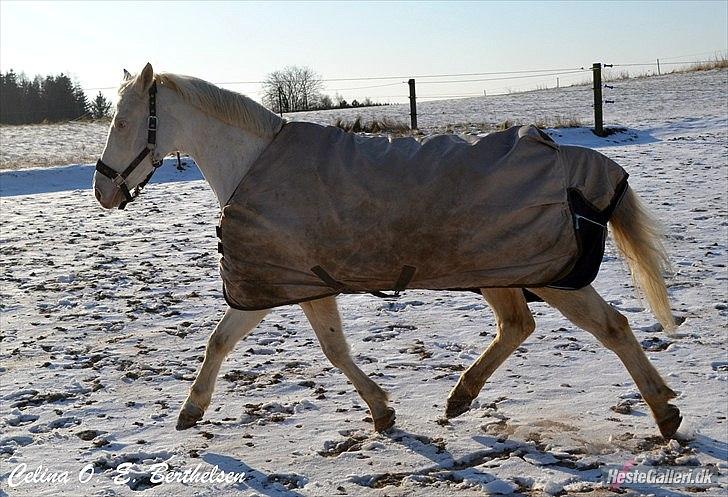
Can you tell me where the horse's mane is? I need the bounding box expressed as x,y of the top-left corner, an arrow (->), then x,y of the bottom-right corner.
122,72 -> 284,139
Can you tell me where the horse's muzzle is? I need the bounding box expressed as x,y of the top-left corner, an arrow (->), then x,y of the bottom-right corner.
93,181 -> 122,210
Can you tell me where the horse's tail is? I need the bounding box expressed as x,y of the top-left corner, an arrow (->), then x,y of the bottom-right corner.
609,186 -> 675,334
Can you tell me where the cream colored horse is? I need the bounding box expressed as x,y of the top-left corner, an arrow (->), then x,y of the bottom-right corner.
93,64 -> 682,439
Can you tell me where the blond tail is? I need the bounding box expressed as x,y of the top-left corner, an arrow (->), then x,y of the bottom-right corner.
609,186 -> 676,334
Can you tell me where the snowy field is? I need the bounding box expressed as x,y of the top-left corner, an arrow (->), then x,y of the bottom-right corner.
0,69 -> 726,497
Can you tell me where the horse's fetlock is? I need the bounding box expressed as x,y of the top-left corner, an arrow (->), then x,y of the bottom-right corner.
659,384 -> 677,401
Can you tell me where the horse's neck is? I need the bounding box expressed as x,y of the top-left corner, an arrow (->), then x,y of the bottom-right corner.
166,98 -> 274,206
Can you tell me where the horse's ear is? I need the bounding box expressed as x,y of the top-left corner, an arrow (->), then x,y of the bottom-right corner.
123,69 -> 133,81
135,62 -> 154,92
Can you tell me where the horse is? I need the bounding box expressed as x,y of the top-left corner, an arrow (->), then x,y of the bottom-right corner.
93,63 -> 682,439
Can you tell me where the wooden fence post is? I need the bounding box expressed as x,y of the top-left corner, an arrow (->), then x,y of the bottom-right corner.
657,58 -> 661,75
408,78 -> 418,130
592,63 -> 604,137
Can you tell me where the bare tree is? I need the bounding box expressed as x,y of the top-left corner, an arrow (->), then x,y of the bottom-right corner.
262,66 -> 323,113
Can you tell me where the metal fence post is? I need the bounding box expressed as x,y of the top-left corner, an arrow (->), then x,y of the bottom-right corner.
408,78 -> 417,130
592,63 -> 604,137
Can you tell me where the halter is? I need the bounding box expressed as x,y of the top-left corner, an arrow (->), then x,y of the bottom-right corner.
95,81 -> 163,210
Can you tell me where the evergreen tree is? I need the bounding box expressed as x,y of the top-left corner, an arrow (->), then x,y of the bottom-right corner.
1,70 -> 91,123
74,83 -> 89,118
1,70 -> 22,123
90,92 -> 112,118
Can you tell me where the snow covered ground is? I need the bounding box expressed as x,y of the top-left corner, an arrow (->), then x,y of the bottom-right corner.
0,69 -> 726,497
0,121 -> 109,170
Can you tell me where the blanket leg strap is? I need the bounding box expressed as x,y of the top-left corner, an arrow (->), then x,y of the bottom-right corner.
392,265 -> 417,296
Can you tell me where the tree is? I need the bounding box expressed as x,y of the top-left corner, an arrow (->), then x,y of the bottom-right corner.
73,82 -> 89,117
333,92 -> 346,108
0,70 -> 22,123
23,77 -> 43,123
0,70 -> 90,124
91,91 -> 112,118
262,66 -> 323,113
318,94 -> 333,110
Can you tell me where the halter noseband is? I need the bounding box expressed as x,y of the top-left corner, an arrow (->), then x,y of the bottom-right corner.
95,81 -> 163,210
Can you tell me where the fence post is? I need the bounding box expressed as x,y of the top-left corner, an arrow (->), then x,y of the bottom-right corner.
408,78 -> 418,130
657,58 -> 661,75
592,62 -> 604,137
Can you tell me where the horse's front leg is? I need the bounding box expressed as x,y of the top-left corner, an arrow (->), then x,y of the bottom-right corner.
177,307 -> 268,430
300,297 -> 394,432
446,288 -> 535,418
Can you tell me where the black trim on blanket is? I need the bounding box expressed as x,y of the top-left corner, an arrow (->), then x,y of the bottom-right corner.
445,176 -> 629,303
546,175 -> 629,290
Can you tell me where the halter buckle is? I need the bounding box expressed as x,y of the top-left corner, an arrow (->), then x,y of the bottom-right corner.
148,116 -> 158,131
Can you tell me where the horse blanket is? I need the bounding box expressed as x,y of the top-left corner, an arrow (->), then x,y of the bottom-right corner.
217,123 -> 628,310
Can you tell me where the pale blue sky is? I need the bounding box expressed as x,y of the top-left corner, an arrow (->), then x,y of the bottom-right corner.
1,1 -> 726,103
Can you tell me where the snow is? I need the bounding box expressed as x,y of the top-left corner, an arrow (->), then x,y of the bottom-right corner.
0,68 -> 726,496
0,121 -> 109,170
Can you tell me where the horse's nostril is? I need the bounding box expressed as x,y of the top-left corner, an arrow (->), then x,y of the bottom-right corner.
94,187 -> 102,202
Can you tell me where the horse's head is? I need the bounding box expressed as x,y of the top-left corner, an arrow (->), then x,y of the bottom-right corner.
93,62 -> 166,210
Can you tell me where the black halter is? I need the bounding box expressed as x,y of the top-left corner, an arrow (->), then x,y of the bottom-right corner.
95,81 -> 163,210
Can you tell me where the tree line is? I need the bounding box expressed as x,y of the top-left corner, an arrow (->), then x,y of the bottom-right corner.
0,70 -> 112,124
261,66 -> 388,113
1,65 -> 384,124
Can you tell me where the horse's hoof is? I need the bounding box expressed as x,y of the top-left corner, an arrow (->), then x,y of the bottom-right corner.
373,407 -> 396,432
445,398 -> 472,419
657,404 -> 682,439
176,403 -> 204,431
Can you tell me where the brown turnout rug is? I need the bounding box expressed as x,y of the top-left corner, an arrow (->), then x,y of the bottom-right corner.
217,123 -> 628,310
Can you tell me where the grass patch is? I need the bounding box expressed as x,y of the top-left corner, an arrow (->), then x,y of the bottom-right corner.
500,116 -> 583,130
534,116 -> 583,129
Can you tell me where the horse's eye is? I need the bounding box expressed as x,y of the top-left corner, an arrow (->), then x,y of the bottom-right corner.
116,119 -> 128,129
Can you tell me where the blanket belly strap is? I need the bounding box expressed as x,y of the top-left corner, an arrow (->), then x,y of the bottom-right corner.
311,265 -> 346,293
311,264 -> 417,299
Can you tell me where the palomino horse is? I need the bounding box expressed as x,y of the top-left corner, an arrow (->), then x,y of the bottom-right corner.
93,63 -> 682,439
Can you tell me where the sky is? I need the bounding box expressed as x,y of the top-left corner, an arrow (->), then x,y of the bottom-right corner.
1,1 -> 726,104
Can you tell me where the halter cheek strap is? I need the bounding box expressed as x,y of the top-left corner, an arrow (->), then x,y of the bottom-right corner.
95,81 -> 163,210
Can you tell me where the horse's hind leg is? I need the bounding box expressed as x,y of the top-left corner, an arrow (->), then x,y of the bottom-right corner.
300,297 -> 394,432
177,307 -> 268,430
530,285 -> 681,439
446,288 -> 535,418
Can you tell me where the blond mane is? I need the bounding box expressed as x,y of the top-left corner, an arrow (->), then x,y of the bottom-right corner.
122,72 -> 284,138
